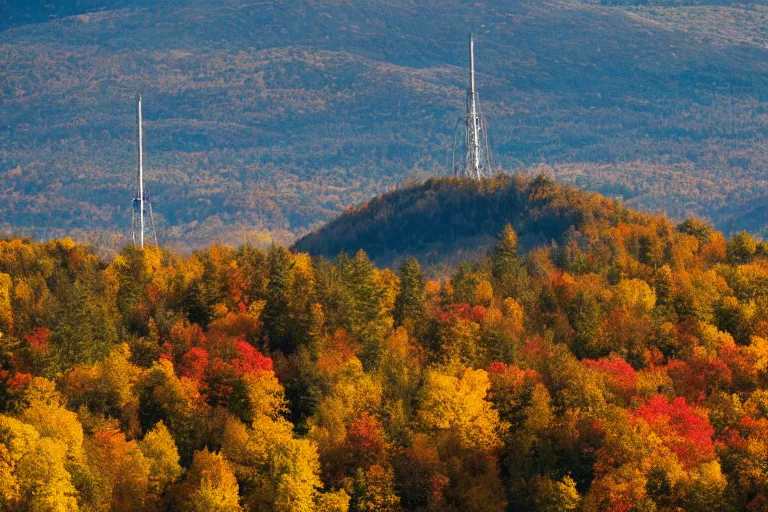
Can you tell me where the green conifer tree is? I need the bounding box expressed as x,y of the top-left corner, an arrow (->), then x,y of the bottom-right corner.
394,258 -> 425,328
263,245 -> 295,353
491,224 -> 530,301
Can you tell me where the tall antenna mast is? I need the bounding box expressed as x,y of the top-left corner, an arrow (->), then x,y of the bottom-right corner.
131,95 -> 159,248
451,33 -> 493,179
138,94 -> 145,248
469,34 -> 481,177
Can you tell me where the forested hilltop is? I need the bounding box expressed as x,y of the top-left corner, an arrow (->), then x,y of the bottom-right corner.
1,0 -> 767,251
294,174 -> 651,269
4,179 -> 768,510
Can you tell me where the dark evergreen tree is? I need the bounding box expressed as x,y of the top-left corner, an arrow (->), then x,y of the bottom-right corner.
490,224 -> 531,301
235,244 -> 269,304
450,262 -> 481,305
195,246 -> 231,313
394,257 -> 425,328
313,254 -> 353,333
114,245 -> 152,336
49,268 -> 117,373
262,245 -> 296,353
352,251 -> 381,322
179,280 -> 212,327
567,290 -> 603,359
638,233 -> 666,269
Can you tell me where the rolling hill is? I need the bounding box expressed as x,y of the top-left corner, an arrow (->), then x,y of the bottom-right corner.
1,0 -> 766,253
293,175 -> 653,269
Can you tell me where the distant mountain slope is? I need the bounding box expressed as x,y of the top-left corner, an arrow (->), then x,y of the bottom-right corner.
0,0 -> 134,31
1,0 -> 766,252
293,175 -> 651,268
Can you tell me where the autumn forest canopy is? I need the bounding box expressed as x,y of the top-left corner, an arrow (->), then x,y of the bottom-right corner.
2,177 -> 768,511
2,0 -> 768,508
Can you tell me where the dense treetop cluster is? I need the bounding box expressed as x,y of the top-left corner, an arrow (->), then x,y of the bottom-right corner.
3,178 -> 768,510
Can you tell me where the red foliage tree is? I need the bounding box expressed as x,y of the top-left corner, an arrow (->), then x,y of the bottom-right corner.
24,327 -> 50,355
0,370 -> 32,394
232,339 -> 273,375
437,303 -> 487,324
633,395 -> 715,469
487,362 -> 509,375
179,347 -> 209,385
204,357 -> 237,407
164,321 -> 207,366
584,356 -> 638,398
345,412 -> 390,467
666,357 -> 731,403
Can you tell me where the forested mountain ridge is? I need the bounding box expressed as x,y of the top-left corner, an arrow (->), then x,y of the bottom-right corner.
1,0 -> 767,252
293,174 -> 650,269
4,180 -> 768,509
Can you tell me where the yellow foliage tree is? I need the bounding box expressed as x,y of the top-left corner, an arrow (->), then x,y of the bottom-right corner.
418,367 -> 504,451
20,377 -> 84,463
748,336 -> 768,373
139,420 -> 183,498
222,415 -> 323,512
614,278 -> 656,316
0,272 -> 12,334
62,344 -> 144,436
0,415 -> 79,511
474,279 -> 494,307
185,449 -> 243,512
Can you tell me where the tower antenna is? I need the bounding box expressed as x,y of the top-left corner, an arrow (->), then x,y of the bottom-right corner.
131,95 -> 159,247
451,34 -> 493,179
138,94 -> 144,247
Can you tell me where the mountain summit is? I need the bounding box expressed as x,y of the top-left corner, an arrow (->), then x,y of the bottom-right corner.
293,175 -> 652,269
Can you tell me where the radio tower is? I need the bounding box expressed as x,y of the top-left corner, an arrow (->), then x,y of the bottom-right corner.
132,95 -> 158,248
451,34 -> 493,179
